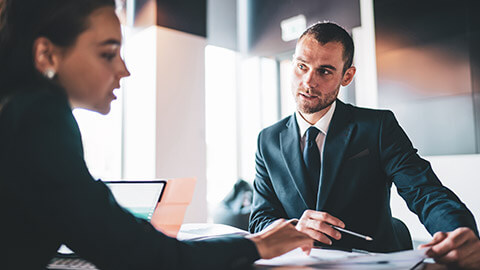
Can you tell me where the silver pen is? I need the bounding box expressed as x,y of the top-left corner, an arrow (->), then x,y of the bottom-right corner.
331,225 -> 373,241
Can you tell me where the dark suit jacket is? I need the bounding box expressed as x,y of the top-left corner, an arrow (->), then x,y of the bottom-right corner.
0,84 -> 259,270
249,100 -> 478,252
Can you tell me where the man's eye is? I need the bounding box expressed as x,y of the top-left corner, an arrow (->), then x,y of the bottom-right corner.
298,64 -> 306,70
319,68 -> 331,75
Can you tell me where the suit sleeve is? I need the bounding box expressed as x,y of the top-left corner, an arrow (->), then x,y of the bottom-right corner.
16,95 -> 259,270
378,110 -> 478,236
249,130 -> 289,233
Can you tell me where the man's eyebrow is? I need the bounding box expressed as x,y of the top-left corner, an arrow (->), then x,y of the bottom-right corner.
318,65 -> 336,71
294,56 -> 338,71
294,56 -> 307,62
98,39 -> 121,46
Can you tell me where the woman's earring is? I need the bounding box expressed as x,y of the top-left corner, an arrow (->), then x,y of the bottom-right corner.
43,68 -> 56,79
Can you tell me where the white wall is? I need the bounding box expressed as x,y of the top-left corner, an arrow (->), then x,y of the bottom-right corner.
237,57 -> 263,182
205,46 -> 238,207
123,26 -> 207,222
73,101 -> 123,180
391,154 -> 480,242
154,27 -> 207,223
352,0 -> 378,109
237,56 -> 281,182
123,26 -> 157,179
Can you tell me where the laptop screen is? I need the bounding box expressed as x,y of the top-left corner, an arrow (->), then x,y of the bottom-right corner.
57,180 -> 167,256
104,180 -> 166,221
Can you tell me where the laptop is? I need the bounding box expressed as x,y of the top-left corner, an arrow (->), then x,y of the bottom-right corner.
59,179 -> 166,250
104,180 -> 166,221
105,178 -> 197,237
50,180 -> 167,269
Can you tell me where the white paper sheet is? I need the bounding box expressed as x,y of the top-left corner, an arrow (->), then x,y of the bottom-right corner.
177,223 -> 249,240
255,247 -> 428,269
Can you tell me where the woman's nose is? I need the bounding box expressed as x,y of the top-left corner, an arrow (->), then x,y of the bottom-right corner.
119,59 -> 130,78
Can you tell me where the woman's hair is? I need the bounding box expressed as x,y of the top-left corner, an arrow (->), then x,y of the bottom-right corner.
0,0 -> 115,98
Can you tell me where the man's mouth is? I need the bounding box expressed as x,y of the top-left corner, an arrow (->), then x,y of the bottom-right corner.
299,92 -> 318,99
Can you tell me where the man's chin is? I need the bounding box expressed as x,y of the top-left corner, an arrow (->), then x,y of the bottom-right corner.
298,102 -> 333,115
298,104 -> 324,114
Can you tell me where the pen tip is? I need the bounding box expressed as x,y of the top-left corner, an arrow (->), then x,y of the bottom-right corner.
366,236 -> 373,241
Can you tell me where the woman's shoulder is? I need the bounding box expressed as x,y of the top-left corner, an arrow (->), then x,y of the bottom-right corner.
4,83 -> 70,117
0,83 -> 75,135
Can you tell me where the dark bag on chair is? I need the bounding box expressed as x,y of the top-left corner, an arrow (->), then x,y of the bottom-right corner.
213,179 -> 253,230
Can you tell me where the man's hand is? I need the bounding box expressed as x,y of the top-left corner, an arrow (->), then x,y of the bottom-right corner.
294,210 -> 345,245
247,219 -> 313,259
419,227 -> 480,269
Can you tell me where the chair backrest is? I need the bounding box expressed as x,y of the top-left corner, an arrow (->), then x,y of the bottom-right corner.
392,217 -> 413,250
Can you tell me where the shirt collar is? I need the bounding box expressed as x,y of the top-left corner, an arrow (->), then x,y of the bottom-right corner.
296,100 -> 336,138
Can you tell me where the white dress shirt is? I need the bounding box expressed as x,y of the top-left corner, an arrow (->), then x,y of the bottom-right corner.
295,101 -> 336,160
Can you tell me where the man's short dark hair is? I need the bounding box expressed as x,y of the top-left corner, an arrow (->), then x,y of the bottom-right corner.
298,22 -> 354,73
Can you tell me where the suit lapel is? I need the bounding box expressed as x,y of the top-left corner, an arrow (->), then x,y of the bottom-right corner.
280,115 -> 315,209
316,100 -> 355,210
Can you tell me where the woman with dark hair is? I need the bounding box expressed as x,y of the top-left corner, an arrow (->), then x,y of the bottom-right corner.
0,0 -> 313,269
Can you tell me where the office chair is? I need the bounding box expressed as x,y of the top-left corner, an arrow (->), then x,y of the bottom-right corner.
392,217 -> 413,250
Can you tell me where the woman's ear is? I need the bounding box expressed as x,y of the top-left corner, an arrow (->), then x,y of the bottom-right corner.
33,37 -> 61,79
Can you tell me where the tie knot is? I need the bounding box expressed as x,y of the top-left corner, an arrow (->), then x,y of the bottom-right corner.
305,126 -> 320,142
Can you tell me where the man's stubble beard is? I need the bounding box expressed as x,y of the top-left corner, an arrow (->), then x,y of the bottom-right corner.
295,86 -> 340,114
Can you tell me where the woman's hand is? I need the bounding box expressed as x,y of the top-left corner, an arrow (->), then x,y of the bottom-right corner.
247,219 -> 313,259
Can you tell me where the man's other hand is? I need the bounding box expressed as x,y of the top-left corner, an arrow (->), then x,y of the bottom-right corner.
419,227 -> 480,269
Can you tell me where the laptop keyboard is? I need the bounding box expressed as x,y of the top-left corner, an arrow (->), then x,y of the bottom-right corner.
47,257 -> 99,270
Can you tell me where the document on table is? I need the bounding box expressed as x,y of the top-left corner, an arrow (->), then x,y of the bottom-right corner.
177,223 -> 249,240
255,247 -> 429,269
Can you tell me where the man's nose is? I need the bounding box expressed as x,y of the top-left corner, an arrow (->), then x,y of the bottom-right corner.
303,70 -> 317,89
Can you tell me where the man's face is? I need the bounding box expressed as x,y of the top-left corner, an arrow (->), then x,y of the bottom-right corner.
291,35 -> 354,115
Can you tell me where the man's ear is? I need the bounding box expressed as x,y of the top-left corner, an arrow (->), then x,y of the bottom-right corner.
341,66 -> 356,87
32,37 -> 61,76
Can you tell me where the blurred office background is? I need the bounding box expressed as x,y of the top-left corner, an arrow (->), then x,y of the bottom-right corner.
73,0 -> 480,243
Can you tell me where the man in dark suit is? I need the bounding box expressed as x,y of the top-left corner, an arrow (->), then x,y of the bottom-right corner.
249,22 -> 480,268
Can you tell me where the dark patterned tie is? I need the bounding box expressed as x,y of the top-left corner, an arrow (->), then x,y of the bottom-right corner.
303,126 -> 321,195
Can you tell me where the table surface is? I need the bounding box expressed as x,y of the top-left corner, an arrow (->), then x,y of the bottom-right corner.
48,223 -> 449,270
253,263 -> 447,270
179,223 -> 448,270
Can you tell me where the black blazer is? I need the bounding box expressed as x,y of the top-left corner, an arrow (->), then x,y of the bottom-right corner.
249,100 -> 478,252
0,85 -> 259,270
